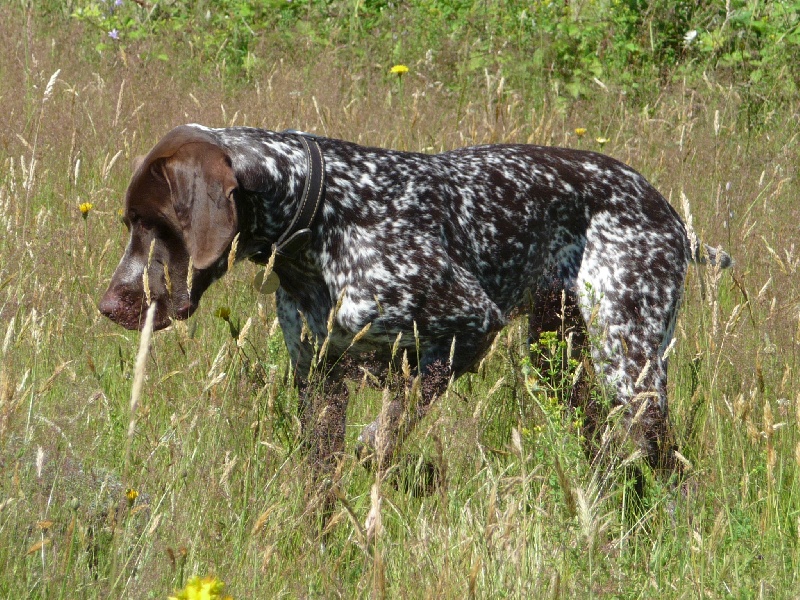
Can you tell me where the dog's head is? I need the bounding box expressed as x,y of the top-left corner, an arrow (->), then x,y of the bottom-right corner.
99,126 -> 238,330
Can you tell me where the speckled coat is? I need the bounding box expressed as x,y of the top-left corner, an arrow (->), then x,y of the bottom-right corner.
99,124 -> 731,476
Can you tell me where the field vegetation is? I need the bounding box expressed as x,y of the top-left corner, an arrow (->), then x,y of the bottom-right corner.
1,0 -> 799,597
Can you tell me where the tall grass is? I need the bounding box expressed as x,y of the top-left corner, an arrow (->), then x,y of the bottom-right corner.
1,6 -> 799,599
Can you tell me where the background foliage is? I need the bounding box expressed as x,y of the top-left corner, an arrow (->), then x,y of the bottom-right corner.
64,0 -> 800,97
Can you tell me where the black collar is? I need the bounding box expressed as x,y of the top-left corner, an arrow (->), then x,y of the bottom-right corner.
250,132 -> 326,264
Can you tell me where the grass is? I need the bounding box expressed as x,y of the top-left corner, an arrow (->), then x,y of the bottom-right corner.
1,6 -> 800,599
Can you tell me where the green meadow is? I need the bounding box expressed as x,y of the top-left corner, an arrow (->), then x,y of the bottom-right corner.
1,1 -> 799,597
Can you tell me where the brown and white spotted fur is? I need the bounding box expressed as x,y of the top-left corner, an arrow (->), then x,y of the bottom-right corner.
99,124 -> 730,479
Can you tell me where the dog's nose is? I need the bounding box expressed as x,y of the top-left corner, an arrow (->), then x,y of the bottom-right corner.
98,291 -> 120,321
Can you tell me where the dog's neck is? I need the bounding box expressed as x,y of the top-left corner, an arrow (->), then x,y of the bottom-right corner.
226,132 -> 314,262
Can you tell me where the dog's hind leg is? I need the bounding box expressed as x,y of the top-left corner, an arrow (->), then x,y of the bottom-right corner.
575,228 -> 688,476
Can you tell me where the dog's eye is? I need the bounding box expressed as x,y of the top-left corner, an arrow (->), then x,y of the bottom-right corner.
126,212 -> 146,230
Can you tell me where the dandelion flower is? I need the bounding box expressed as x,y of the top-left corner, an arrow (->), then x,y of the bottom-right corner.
79,202 -> 94,218
168,576 -> 232,600
595,137 -> 609,147
390,64 -> 409,76
125,488 -> 138,506
574,127 -> 587,138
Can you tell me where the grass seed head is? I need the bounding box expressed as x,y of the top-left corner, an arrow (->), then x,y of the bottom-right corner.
164,262 -> 172,298
43,69 -> 61,103
186,256 -> 194,298
227,232 -> 239,273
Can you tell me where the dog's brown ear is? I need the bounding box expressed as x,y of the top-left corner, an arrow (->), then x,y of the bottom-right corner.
163,143 -> 238,270
131,154 -> 145,174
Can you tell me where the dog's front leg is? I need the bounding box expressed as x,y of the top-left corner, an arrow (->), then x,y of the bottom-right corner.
291,367 -> 350,522
305,370 -> 350,473
358,334 -> 496,471
355,355 -> 441,471
277,289 -> 351,496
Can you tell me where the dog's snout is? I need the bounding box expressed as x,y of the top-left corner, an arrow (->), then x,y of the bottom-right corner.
98,287 -> 145,330
98,290 -> 120,321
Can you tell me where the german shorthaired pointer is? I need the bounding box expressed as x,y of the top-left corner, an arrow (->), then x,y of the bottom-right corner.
99,124 -> 730,478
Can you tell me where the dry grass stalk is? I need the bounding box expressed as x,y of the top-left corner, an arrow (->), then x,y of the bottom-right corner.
114,79 -> 125,128
207,342 -> 228,379
795,440 -> 800,471
634,359 -> 651,388
330,485 -> 367,548
262,246 -> 277,281
43,69 -> 61,102
374,387 -> 394,471
575,476 -> 610,552
673,450 -> 693,471
473,375 -> 505,419
0,369 -> 18,439
511,427 -> 523,457
143,239 -> 155,306
390,331 -> 403,360
365,481 -> 383,542
251,506 -> 276,536
219,451 -> 238,497
468,555 -> 482,599
763,399 -> 776,488
227,232 -> 240,273
401,349 -> 411,381
186,256 -> 194,299
102,150 -> 123,181
328,288 -> 347,334
163,263 -> 172,298
680,191 -> 699,267
21,68 -> 61,244
2,317 -> 14,356
349,322 -> 371,347
551,449 -> 577,518
124,302 -> 156,481
237,317 -> 252,348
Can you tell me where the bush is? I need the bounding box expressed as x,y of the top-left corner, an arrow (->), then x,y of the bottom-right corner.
63,0 -> 800,100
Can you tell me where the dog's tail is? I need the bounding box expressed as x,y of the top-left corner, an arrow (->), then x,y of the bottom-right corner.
694,243 -> 733,269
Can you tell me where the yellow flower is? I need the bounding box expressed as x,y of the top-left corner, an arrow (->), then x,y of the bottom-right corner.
169,576 -> 232,600
125,488 -> 138,506
79,202 -> 94,218
595,137 -> 609,146
215,307 -> 231,321
574,127 -> 587,137
390,64 -> 409,76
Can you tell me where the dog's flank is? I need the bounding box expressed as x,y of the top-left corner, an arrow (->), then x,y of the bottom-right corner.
100,124 -> 731,480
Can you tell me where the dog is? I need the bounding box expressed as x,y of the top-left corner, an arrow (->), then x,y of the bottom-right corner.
99,124 -> 730,479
